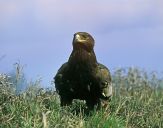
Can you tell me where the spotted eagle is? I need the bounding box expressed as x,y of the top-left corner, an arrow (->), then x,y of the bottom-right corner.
54,32 -> 112,109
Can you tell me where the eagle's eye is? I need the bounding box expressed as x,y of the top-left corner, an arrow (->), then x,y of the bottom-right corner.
82,35 -> 87,39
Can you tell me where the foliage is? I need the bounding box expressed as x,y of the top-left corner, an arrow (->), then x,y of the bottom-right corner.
0,67 -> 163,128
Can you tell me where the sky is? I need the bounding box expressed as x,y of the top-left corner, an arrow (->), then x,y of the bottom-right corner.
0,0 -> 163,87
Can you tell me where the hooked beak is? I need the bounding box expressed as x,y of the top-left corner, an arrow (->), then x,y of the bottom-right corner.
74,34 -> 86,43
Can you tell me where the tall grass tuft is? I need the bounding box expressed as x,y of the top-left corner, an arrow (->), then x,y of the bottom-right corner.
0,66 -> 163,128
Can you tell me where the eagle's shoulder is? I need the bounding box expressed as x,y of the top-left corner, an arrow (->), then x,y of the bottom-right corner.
54,62 -> 69,82
96,63 -> 111,81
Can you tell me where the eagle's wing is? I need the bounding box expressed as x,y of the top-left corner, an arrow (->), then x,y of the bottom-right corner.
54,62 -> 69,93
96,63 -> 113,99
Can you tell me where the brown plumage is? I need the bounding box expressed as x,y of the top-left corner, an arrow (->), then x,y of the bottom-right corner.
54,32 -> 112,109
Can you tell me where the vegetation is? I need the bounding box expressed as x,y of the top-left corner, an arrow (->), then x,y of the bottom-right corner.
0,65 -> 163,128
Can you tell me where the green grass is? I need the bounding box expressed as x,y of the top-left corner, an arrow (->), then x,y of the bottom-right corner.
0,67 -> 163,128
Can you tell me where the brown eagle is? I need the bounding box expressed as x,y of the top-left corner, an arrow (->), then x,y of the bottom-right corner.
54,32 -> 112,109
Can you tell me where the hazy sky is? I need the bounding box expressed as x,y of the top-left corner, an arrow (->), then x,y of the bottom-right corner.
0,0 -> 163,87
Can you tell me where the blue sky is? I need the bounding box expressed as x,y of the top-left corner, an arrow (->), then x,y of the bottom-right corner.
0,0 -> 163,87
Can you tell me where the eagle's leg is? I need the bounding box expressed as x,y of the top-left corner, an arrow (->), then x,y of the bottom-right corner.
60,96 -> 73,106
86,98 -> 110,110
86,98 -> 99,110
97,99 -> 111,110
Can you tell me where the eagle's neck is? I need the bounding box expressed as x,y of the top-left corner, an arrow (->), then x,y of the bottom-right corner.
68,49 -> 97,72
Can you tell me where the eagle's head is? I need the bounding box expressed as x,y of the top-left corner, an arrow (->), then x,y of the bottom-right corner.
73,32 -> 95,52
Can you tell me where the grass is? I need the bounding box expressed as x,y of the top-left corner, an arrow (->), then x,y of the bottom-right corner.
0,66 -> 163,128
